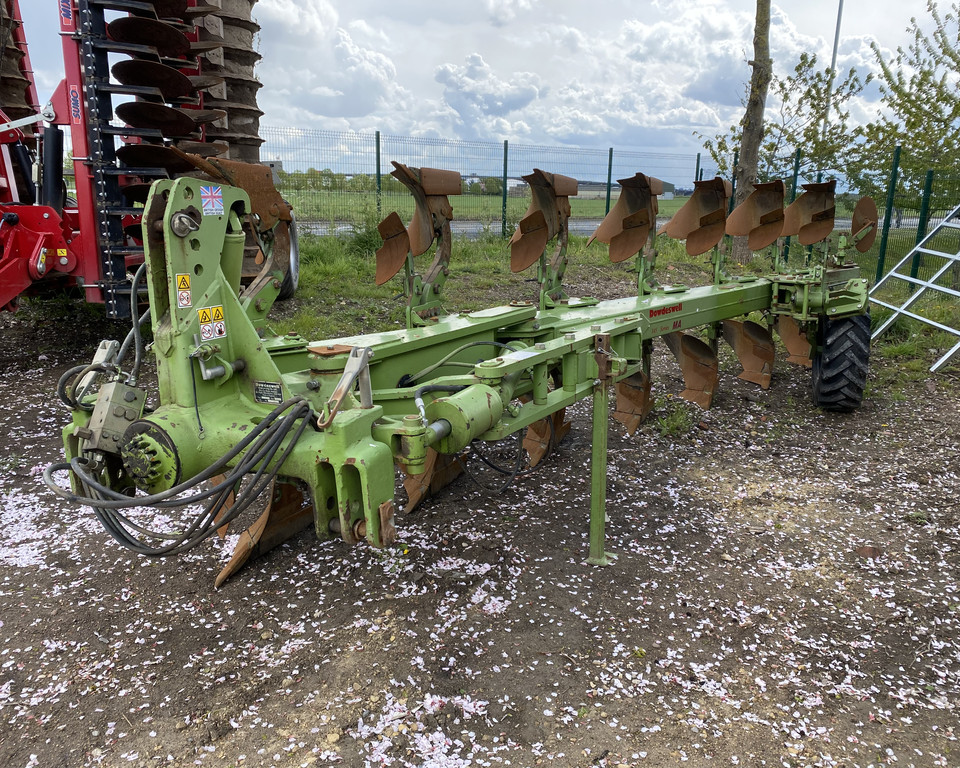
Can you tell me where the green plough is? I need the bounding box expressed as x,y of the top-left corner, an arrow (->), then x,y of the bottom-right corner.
45,167 -> 874,585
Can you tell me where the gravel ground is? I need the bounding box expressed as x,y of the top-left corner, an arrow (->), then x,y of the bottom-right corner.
1,300 -> 958,768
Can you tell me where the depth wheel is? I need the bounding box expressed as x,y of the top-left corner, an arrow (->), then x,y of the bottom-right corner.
811,313 -> 870,412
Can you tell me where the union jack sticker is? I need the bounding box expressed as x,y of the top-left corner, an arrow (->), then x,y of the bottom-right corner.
200,185 -> 224,216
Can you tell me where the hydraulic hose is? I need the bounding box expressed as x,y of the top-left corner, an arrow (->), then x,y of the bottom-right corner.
43,398 -> 315,556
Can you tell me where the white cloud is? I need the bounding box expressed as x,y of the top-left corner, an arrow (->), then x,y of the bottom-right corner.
15,0 -> 931,160
482,0 -> 541,27
435,54 -> 544,138
256,0 -> 338,40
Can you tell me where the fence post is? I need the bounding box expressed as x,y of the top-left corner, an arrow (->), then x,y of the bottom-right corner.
728,150 -> 738,214
501,140 -> 509,238
375,130 -> 382,220
695,152 -> 701,185
783,148 -> 802,257
875,145 -> 902,284
789,148 -> 802,201
605,147 -> 614,215
909,169 -> 935,284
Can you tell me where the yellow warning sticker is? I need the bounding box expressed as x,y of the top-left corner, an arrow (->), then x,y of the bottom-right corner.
177,274 -> 191,290
197,307 -> 212,324
211,305 -> 224,321
57,248 -> 67,258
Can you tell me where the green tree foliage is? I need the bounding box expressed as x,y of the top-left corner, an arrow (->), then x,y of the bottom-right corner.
855,1 -> 960,200
463,176 -> 503,196
698,53 -> 869,184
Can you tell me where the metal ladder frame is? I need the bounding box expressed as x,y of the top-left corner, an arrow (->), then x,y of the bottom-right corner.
870,202 -> 960,372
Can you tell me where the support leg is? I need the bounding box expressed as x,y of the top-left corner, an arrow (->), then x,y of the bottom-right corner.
588,336 -> 617,566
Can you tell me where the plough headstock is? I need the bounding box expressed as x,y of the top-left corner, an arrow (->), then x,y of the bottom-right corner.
659,177 -> 732,256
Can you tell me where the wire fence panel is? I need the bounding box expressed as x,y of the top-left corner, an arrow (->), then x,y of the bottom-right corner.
260,128 -> 960,293
260,128 -> 377,228
380,134 -> 507,227
260,126 -> 707,234
865,145 -> 960,290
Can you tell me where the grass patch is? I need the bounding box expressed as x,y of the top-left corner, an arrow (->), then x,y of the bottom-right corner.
654,396 -> 695,437
280,188 -> 691,228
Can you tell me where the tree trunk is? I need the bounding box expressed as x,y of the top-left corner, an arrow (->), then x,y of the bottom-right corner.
732,0 -> 772,264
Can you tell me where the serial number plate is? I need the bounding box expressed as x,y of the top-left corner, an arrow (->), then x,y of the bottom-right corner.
254,381 -> 283,404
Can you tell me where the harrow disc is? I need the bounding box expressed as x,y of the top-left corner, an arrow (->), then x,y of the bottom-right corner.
106,17 -> 191,57
114,102 -> 197,136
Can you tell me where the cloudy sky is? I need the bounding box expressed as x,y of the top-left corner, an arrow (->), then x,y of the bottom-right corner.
19,0 -> 928,158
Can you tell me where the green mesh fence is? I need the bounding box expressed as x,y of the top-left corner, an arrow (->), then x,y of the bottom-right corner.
259,126 -> 714,234
379,133 -> 508,229
257,126 -> 960,290
871,171 -> 960,308
258,128 -> 377,231
865,145 -> 960,291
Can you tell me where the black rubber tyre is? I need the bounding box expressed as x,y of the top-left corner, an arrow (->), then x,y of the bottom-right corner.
811,313 -> 870,412
276,212 -> 300,301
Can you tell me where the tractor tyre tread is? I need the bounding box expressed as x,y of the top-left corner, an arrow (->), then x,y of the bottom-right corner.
812,313 -> 870,412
